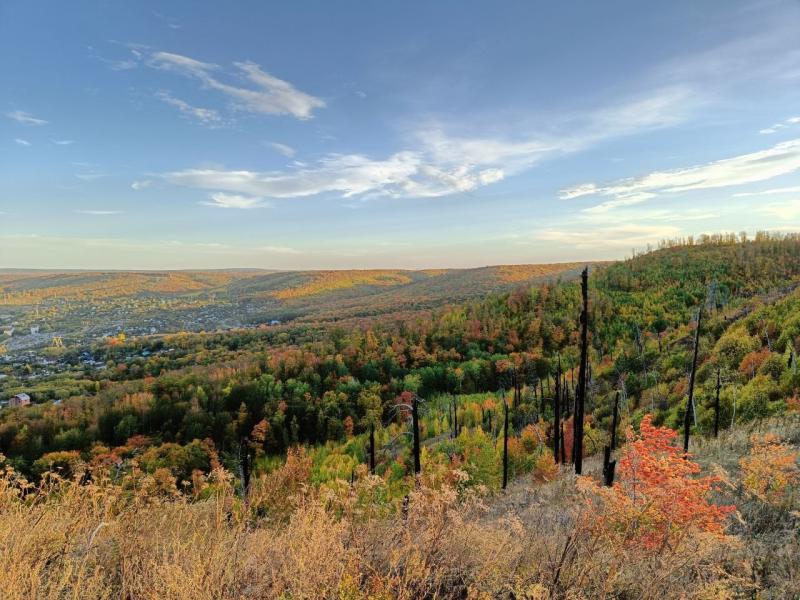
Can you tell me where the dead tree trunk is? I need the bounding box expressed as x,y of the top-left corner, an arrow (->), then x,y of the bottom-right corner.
610,391 -> 619,450
452,395 -> 458,439
239,439 -> 251,500
602,391 -> 620,486
502,396 -> 509,490
553,358 -> 561,463
683,308 -> 702,454
369,423 -> 376,474
713,368 -> 721,438
412,395 -> 421,477
574,267 -> 589,475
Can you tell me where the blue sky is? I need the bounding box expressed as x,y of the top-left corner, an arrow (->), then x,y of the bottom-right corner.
1,0 -> 800,270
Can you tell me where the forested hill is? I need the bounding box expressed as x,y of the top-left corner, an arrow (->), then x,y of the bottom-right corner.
0,262 -> 592,346
2,233 -> 800,482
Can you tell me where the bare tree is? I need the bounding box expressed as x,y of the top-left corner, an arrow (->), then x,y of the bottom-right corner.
713,368 -> 721,438
502,393 -> 509,490
553,357 -> 561,463
602,391 -> 620,486
684,308 -> 702,454
574,267 -> 589,475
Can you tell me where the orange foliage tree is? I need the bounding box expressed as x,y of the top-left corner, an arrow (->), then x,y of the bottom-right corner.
579,415 -> 734,551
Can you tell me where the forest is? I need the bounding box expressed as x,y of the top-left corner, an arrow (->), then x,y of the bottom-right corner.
1,233 -> 799,598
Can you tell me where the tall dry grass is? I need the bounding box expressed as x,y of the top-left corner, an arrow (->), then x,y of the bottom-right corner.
1,417 -> 798,599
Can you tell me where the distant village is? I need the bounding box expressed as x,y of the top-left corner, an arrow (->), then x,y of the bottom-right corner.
0,307 -> 284,409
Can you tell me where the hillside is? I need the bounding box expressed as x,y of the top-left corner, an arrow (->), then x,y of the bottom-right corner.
0,262 -> 590,351
1,235 -> 800,597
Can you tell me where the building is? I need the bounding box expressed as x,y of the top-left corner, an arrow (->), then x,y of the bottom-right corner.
9,393 -> 31,407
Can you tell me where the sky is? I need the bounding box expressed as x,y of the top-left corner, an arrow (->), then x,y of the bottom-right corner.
1,0 -> 800,270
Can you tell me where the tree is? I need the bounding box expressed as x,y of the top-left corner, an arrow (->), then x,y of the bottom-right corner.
502,393 -> 509,490
580,415 -> 734,551
684,308 -> 702,454
574,267 -> 589,474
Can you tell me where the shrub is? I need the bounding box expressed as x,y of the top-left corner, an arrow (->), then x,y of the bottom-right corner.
739,433 -> 799,506
579,415 -> 734,551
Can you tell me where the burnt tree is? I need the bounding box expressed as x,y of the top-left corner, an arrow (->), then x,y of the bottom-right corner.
502,395 -> 509,490
683,308 -> 703,454
412,394 -> 421,477
553,357 -> 562,463
452,395 -> 459,439
713,367 -> 721,438
574,267 -> 589,475
369,423 -> 376,474
602,391 -> 620,486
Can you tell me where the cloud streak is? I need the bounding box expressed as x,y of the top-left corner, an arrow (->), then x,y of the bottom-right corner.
156,91 -> 220,124
74,210 -> 123,215
147,51 -> 325,120
562,138 -> 800,213
5,110 -> 48,126
267,142 -> 296,157
202,193 -> 269,209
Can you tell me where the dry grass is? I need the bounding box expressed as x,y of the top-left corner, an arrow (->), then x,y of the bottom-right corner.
1,418 -> 798,599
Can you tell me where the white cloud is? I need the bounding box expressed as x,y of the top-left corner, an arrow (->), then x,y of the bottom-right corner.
167,150 -> 509,200
52,139 -> 75,145
75,172 -> 107,181
559,183 -> 598,200
5,110 -> 48,126
758,200 -> 800,220
537,223 -> 682,249
758,115 -> 800,135
74,210 -> 123,215
267,142 -> 296,157
131,179 -> 153,190
147,51 -> 325,120
156,91 -> 220,124
562,138 -> 800,212
14,138 -> 31,146
418,85 -> 697,171
203,193 -> 268,209
254,245 -> 301,254
733,185 -> 800,197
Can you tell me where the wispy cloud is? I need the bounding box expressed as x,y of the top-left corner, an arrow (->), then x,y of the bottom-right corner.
75,172 -> 107,181
131,179 -> 153,190
165,84 -> 697,203
759,115 -> 800,135
74,209 -> 123,215
52,139 -> 75,145
758,200 -> 800,220
202,193 -> 269,209
537,223 -> 682,250
733,185 -> 800,197
562,138 -> 800,213
254,245 -> 301,254
14,138 -> 31,146
5,110 -> 48,126
156,91 -> 221,125
266,141 -> 296,157
167,151 -> 500,200
146,50 -> 325,120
